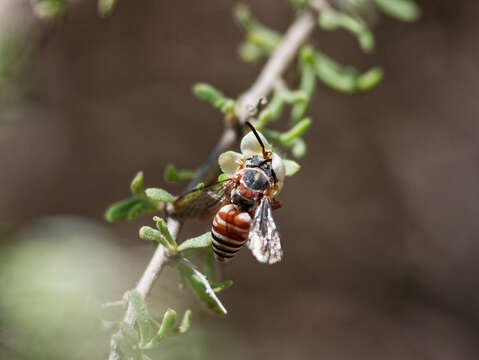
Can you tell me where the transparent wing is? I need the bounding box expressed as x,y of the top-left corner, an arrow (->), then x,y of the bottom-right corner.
173,179 -> 232,219
247,196 -> 283,264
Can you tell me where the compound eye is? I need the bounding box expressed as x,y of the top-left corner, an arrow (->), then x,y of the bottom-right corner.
245,155 -> 261,168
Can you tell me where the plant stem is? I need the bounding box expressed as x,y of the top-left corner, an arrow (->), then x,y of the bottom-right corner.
238,11 -> 316,121
108,9 -> 316,360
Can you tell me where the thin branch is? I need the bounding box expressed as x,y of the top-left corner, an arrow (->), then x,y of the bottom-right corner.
108,9 -> 316,360
237,10 -> 316,122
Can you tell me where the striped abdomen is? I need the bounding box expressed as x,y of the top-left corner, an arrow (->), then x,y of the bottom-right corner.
211,204 -> 252,262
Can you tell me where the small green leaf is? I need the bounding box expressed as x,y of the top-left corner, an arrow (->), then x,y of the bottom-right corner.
130,171 -> 144,196
257,91 -> 285,129
283,159 -> 301,176
374,0 -> 421,22
357,67 -> 384,91
279,118 -> 312,144
234,3 -> 253,30
178,232 -> 212,252
203,250 -> 216,283
319,10 -> 375,53
193,83 -> 223,103
247,29 -> 281,53
105,197 -> 157,223
234,3 -> 282,61
212,280 -> 233,293
139,226 -> 172,250
143,309 -> 177,349
192,83 -> 235,114
105,197 -> 140,222
153,216 -> 177,249
291,47 -> 317,123
98,0 -> 116,16
177,310 -> 192,334
129,290 -> 152,348
126,201 -> 155,221
279,89 -> 308,104
238,42 -> 268,62
164,164 -> 197,183
292,138 -> 307,158
178,260 -> 227,315
145,188 -> 177,203
315,51 -> 357,93
218,173 -> 230,182
31,0 -> 67,20
218,99 -> 235,114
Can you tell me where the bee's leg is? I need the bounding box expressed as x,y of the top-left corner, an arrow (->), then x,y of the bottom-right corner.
271,199 -> 282,210
232,172 -> 242,184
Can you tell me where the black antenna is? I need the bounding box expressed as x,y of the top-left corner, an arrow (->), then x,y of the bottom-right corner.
245,121 -> 269,158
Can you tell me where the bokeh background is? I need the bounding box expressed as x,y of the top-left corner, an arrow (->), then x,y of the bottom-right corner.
2,0 -> 479,359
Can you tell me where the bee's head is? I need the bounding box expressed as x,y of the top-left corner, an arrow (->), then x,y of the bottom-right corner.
241,121 -> 285,196
244,155 -> 278,184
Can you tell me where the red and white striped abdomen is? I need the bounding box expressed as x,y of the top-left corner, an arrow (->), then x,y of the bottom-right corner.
211,204 -> 252,262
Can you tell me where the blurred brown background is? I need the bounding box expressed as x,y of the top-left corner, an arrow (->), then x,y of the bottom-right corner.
1,0 -> 479,359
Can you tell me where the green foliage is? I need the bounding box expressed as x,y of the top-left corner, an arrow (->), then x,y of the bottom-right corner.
164,164 -> 197,183
314,50 -> 382,93
262,124 -> 309,159
139,216 -> 177,252
234,3 -> 282,62
98,0 -> 117,16
291,47 -> 317,123
153,216 -> 178,249
143,309 -> 177,349
212,280 -> 234,293
30,0 -> 117,19
145,188 -> 177,203
105,172 -> 158,222
175,310 -> 193,334
357,67 -> 384,91
193,83 -> 235,114
374,0 -> 421,22
203,250 -> 216,282
131,171 -> 145,196
178,260 -> 228,315
291,138 -> 307,158
125,290 -> 192,353
139,226 -> 175,252
279,118 -> 311,144
256,86 -> 308,130
218,173 -> 230,182
178,232 -> 212,252
30,0 -> 67,20
319,10 -> 375,52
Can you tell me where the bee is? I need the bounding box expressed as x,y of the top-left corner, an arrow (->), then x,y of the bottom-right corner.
173,122 -> 284,264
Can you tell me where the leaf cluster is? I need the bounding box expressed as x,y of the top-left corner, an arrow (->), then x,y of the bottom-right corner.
109,218 -> 232,359
112,290 -> 192,360
29,0 -> 118,20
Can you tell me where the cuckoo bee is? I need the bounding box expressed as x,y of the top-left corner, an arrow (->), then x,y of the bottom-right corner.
173,122 -> 285,264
